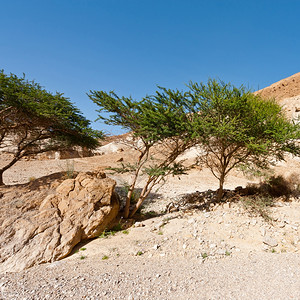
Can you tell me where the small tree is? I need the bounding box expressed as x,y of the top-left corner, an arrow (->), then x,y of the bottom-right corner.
89,88 -> 195,218
186,79 -> 300,201
0,71 -> 103,185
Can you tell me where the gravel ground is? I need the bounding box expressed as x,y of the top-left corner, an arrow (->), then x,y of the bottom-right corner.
1,146 -> 300,299
1,253 -> 300,299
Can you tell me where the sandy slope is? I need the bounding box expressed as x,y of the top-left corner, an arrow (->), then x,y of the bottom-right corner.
255,72 -> 300,101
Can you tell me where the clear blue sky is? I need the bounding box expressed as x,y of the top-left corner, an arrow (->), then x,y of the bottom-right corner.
1,0 -> 299,134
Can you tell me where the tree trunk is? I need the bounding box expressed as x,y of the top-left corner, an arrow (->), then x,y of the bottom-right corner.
123,190 -> 132,219
216,173 -> 225,202
129,197 -> 144,218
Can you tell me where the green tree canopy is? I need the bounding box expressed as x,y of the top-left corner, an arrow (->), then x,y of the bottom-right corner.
0,71 -> 103,185
89,88 -> 195,217
186,79 -> 300,200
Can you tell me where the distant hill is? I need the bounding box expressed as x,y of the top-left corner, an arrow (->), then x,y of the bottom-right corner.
255,72 -> 300,102
255,72 -> 300,121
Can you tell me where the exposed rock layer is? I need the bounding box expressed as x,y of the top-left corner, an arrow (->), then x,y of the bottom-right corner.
0,172 -> 119,273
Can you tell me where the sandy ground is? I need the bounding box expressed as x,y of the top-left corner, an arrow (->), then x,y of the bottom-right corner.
0,145 -> 300,299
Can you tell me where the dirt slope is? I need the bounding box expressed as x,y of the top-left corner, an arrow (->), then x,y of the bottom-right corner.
255,72 -> 300,101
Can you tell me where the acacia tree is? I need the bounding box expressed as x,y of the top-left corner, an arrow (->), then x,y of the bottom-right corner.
89,88 -> 195,218
186,79 -> 300,201
0,71 -> 103,185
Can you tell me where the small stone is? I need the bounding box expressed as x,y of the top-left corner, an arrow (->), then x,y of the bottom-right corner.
291,225 -> 298,231
134,222 -> 145,228
209,243 -> 217,249
260,227 -> 266,237
197,237 -> 204,243
182,244 -> 187,249
277,222 -> 285,228
263,236 -> 278,247
188,218 -> 196,224
153,244 -> 160,250
223,202 -> 230,209
216,249 -> 226,255
262,244 -> 269,251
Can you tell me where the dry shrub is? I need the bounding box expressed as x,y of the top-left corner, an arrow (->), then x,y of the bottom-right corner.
245,174 -> 299,199
241,195 -> 274,222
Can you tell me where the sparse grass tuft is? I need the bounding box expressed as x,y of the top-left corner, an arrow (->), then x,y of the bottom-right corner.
80,247 -> 86,251
28,176 -> 36,182
80,255 -> 86,260
111,223 -> 123,232
136,251 -> 144,256
102,255 -> 109,260
241,195 -> 274,222
122,230 -> 129,234
60,160 -> 75,179
201,252 -> 208,259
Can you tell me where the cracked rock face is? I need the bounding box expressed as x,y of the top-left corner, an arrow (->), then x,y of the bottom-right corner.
0,172 -> 119,273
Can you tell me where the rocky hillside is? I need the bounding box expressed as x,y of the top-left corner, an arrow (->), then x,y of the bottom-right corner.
255,72 -> 300,101
255,72 -> 300,121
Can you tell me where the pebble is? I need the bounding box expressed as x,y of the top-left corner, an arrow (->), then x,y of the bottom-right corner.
263,236 -> 278,247
277,222 -> 285,228
135,222 -> 145,228
260,227 -> 266,237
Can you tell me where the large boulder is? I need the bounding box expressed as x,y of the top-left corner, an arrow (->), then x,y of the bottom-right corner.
0,172 -> 119,273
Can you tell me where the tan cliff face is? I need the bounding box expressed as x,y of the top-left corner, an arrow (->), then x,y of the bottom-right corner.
254,72 -> 300,102
255,72 -> 300,121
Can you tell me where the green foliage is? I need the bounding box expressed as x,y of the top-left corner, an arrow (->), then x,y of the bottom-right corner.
98,229 -> 117,238
111,223 -> 123,232
98,224 -> 124,239
143,162 -> 188,177
0,71 -> 103,184
186,79 -> 300,200
89,87 -> 191,142
102,255 -> 109,260
89,87 -> 195,218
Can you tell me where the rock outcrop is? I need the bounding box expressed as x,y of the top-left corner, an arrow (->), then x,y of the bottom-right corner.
255,72 -> 300,101
0,172 -> 119,273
